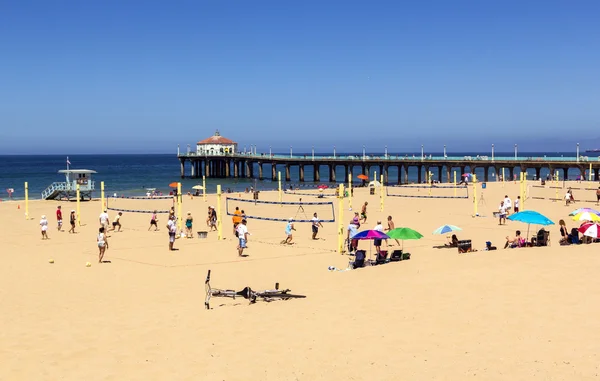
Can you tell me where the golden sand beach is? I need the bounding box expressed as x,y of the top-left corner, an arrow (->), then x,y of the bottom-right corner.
2,181 -> 600,380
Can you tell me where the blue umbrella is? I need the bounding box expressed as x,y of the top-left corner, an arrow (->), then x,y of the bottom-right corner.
507,211 -> 554,226
507,211 -> 554,239
432,225 -> 462,235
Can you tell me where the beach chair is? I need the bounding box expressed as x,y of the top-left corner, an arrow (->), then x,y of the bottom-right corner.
351,250 -> 366,269
390,250 -> 410,261
531,229 -> 550,247
373,250 -> 388,265
458,240 -> 472,253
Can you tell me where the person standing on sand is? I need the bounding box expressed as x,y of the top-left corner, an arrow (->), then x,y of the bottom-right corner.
373,220 -> 384,254
99,209 -> 109,231
498,201 -> 507,225
347,219 -> 359,253
596,187 -> 600,206
232,206 -> 242,236
360,202 -> 368,223
149,210 -> 159,231
185,212 -> 194,238
385,216 -> 400,246
167,215 -> 178,251
97,227 -> 109,263
56,206 -> 63,231
69,210 -> 76,233
311,212 -> 323,240
236,219 -> 249,256
514,196 -> 520,213
503,195 -> 512,215
40,215 -> 49,239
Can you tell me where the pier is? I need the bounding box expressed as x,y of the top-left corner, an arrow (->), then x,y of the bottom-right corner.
177,152 -> 600,184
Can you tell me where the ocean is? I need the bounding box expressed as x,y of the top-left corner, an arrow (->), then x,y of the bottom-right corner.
0,152 -> 586,200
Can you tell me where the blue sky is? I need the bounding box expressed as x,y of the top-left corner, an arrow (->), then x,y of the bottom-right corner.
0,0 -> 599,154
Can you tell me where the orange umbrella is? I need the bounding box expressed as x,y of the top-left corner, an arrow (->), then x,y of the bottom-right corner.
357,174 -> 368,180
169,182 -> 179,188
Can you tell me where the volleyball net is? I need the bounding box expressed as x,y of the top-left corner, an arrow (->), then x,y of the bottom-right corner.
528,184 -> 598,203
225,196 -> 335,223
106,195 -> 174,213
386,184 -> 469,199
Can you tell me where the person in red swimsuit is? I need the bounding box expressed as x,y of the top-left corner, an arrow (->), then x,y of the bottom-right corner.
56,205 -> 63,231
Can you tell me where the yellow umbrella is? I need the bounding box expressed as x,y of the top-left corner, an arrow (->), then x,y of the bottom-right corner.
572,212 -> 600,222
192,185 -> 204,190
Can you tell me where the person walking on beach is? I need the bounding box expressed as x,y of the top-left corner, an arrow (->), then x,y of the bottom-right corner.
206,206 -> 212,227
236,219 -> 249,256
514,196 -> 521,213
97,227 -> 109,263
232,206 -> 242,236
209,206 -> 217,231
69,210 -> 76,233
167,215 -> 178,251
149,210 -> 159,231
110,212 -> 123,232
498,201 -> 507,225
360,202 -> 368,223
56,206 -> 63,232
503,195 -> 512,215
40,215 -> 49,239
185,212 -> 193,238
282,218 -> 296,245
385,216 -> 400,246
373,220 -> 384,254
311,212 -> 323,240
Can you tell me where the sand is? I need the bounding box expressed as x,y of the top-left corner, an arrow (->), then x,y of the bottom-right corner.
2,181 -> 600,380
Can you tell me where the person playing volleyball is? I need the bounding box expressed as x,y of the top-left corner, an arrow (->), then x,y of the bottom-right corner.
149,211 -> 159,231
282,218 -> 296,245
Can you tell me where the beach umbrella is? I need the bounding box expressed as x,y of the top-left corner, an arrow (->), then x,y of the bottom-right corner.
317,184 -> 329,189
507,211 -> 554,239
386,227 -> 424,250
578,222 -> 600,238
168,182 -> 178,188
432,225 -> 462,235
572,212 -> 600,222
357,174 -> 369,180
352,229 -> 390,260
368,180 -> 381,187
192,185 -> 204,190
569,208 -> 600,216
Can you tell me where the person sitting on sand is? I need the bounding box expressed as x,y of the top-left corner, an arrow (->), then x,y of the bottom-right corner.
504,230 -> 524,249
559,219 -> 569,245
445,234 -> 459,247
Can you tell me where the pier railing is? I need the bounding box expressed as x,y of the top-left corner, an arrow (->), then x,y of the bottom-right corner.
178,152 -> 597,162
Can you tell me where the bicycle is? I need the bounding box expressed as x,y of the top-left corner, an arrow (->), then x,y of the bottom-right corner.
204,270 -> 306,309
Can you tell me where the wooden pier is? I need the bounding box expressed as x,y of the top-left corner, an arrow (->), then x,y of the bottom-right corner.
176,152 -> 600,183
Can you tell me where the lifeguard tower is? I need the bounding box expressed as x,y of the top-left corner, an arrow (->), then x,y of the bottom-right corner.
41,169 -> 97,201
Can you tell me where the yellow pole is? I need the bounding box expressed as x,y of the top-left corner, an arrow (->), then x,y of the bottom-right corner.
348,173 -> 352,210
473,174 -> 478,216
380,174 -> 384,212
278,171 -> 282,206
217,184 -> 222,240
24,181 -> 29,220
520,172 -> 525,210
101,181 -> 105,211
453,171 -> 457,197
428,172 -> 432,196
502,168 -> 505,188
202,175 -> 206,202
177,182 -> 182,231
555,171 -> 559,201
76,184 -> 81,226
338,183 -> 344,254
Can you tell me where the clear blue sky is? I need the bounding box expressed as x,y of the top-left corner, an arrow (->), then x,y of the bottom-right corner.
1,0 -> 599,154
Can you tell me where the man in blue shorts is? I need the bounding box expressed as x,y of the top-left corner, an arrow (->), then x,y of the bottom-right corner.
236,219 -> 249,256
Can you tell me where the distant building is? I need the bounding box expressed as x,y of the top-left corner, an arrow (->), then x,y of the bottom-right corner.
196,130 -> 237,156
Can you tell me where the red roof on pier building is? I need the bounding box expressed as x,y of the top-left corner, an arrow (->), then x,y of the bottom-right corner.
197,130 -> 236,145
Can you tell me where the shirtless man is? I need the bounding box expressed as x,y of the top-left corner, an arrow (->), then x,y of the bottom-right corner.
360,202 -> 368,224
385,215 -> 400,246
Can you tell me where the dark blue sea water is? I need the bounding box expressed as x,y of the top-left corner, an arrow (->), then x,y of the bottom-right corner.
0,153 -> 586,200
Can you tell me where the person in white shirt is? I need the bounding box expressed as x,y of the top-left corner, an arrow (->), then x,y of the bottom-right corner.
503,195 -> 512,215
311,213 -> 323,240
40,215 -> 49,240
514,196 -> 520,213
236,219 -> 249,256
498,201 -> 507,225
97,227 -> 109,263
167,215 -> 178,251
99,210 -> 109,230
373,221 -> 384,254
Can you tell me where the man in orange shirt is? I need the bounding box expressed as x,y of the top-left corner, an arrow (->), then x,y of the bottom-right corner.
232,206 -> 242,236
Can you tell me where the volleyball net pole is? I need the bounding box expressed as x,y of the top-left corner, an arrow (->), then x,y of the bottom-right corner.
203,175 -> 206,202
348,173 -> 352,210
177,182 -> 182,231
473,174 -> 478,216
338,183 -> 344,254
24,181 -> 29,220
217,184 -> 222,240
380,174 -> 384,212
76,184 -> 81,226
278,171 -> 282,207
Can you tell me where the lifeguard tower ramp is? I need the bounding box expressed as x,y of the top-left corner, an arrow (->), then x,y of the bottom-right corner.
42,169 -> 97,201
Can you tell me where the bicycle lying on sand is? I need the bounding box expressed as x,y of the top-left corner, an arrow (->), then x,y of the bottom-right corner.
204,270 -> 306,309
